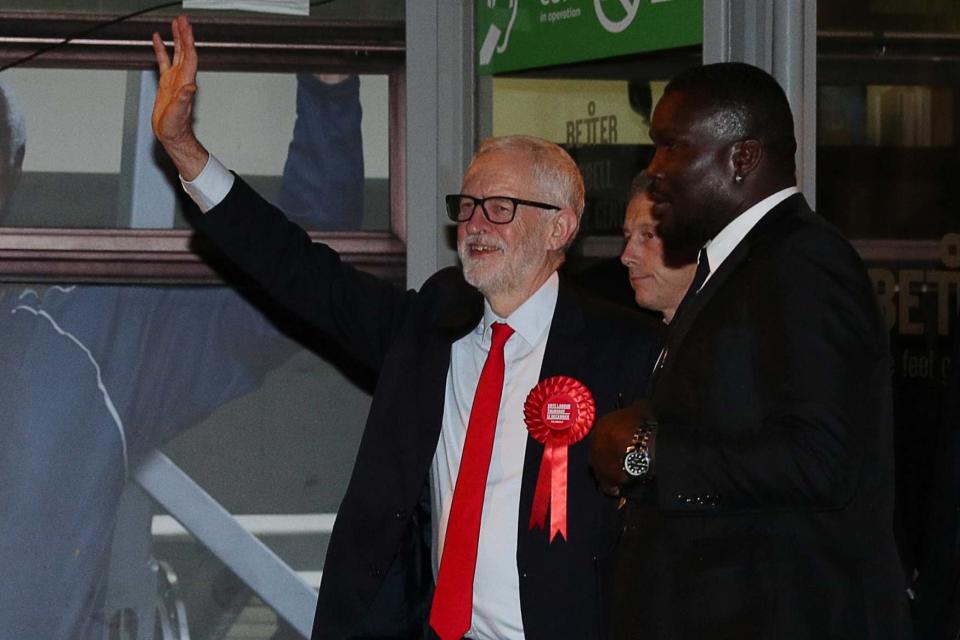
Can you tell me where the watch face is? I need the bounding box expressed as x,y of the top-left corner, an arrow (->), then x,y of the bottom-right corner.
624,449 -> 649,478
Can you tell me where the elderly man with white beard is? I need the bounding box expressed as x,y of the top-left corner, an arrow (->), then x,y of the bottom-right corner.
151,16 -> 661,640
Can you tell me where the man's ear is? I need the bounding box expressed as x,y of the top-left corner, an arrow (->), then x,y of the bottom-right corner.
546,207 -> 580,252
731,139 -> 762,180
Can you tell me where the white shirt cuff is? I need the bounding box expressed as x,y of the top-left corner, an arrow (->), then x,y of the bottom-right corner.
180,154 -> 234,213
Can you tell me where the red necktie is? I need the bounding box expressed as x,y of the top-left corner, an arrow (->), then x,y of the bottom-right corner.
430,321 -> 515,640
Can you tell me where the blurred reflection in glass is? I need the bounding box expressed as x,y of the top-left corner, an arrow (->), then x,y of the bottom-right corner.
0,68 -> 387,231
0,76 -> 362,638
280,74 -> 364,231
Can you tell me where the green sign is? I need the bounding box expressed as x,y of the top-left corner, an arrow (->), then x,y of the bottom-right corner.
475,0 -> 702,75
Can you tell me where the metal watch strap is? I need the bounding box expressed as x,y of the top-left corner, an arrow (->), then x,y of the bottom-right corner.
623,419 -> 656,479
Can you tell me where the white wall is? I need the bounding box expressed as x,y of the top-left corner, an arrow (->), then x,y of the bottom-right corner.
3,68 -> 126,173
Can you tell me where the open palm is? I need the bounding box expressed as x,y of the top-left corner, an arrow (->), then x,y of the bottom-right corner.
151,15 -> 198,145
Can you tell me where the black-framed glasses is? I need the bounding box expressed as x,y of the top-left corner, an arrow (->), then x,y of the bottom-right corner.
444,194 -> 561,225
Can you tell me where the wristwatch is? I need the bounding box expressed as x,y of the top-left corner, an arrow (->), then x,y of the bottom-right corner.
623,419 -> 657,479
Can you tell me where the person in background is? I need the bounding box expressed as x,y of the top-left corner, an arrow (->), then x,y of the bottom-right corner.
279,73 -> 364,231
619,173 -> 696,324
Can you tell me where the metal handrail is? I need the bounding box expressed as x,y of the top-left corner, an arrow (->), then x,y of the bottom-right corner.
151,513 -> 336,539
133,451 -> 318,638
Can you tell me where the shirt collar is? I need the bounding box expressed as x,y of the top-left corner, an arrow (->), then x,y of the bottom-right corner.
704,186 -> 800,280
478,271 -> 559,348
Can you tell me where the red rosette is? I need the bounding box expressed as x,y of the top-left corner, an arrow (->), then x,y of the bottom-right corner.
523,375 -> 596,542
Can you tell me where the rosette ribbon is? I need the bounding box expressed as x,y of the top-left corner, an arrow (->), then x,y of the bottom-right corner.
523,375 -> 596,542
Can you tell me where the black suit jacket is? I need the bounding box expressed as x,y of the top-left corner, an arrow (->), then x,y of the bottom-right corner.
613,194 -> 914,639
190,176 -> 662,640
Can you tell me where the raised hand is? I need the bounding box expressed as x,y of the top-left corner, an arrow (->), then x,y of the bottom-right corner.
151,15 -> 208,180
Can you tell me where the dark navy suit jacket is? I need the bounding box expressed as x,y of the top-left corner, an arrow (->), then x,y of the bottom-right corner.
191,176 -> 663,640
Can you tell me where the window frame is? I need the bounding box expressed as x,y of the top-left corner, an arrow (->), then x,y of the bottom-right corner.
818,28 -> 960,264
0,10 -> 406,283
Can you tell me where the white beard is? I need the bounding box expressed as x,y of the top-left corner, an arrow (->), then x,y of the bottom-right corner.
458,218 -> 547,297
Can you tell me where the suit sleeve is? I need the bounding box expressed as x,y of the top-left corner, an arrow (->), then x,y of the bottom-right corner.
653,229 -> 891,512
189,175 -> 415,371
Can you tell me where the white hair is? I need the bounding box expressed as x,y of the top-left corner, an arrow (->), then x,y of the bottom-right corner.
473,135 -> 585,219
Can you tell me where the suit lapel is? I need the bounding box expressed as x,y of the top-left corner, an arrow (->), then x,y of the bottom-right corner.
435,279 -> 484,342
518,278 -> 588,538
664,193 -> 807,356
538,279 -> 588,380
417,275 -> 484,452
431,273 -> 589,381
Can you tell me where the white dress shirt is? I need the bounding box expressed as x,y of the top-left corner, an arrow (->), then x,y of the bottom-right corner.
182,155 -> 556,639
181,154 -> 234,213
699,186 -> 801,289
433,273 -> 557,640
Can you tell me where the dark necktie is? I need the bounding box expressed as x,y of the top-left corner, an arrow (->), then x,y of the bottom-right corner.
430,322 -> 515,640
672,247 -> 710,323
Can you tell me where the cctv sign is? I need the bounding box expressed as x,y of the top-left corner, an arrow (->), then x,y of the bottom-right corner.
476,0 -> 702,75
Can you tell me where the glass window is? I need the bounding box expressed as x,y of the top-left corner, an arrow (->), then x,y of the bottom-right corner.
819,4 -> 960,636
0,280 -> 370,638
490,47 -> 700,271
0,9 -> 405,283
0,6 -> 403,638
1,68 -> 391,232
494,77 -> 660,237
817,82 -> 958,240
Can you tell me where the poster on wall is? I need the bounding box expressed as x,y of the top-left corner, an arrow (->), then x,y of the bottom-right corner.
475,0 -> 702,75
493,77 -> 666,235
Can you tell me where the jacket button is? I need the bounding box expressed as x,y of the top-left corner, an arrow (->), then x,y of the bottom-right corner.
395,510 -> 406,520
